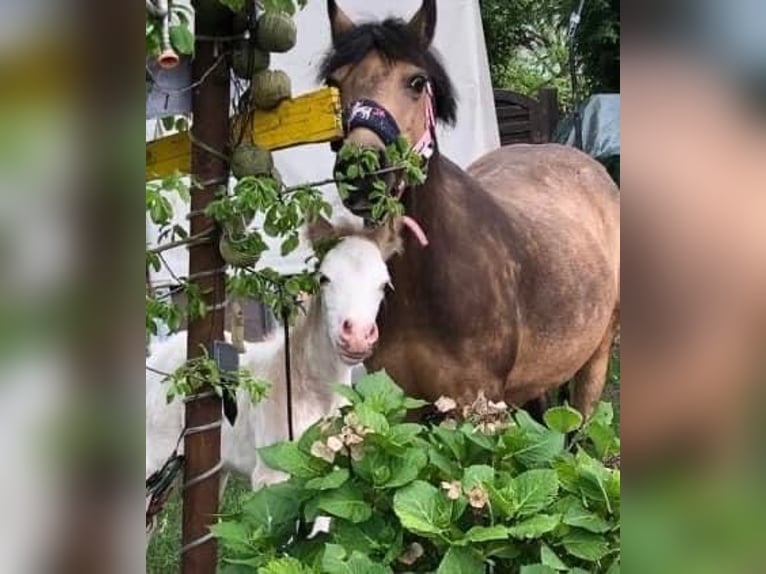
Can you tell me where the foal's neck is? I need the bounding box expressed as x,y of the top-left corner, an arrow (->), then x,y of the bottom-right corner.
288,299 -> 351,393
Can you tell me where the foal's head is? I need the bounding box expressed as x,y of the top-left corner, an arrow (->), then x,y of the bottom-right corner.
321,0 -> 457,218
310,218 -> 404,365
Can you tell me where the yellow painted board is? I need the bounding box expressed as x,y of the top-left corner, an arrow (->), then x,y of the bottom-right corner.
146,87 -> 342,181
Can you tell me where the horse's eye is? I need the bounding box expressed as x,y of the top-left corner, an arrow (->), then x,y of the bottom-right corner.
408,75 -> 427,94
319,274 -> 330,286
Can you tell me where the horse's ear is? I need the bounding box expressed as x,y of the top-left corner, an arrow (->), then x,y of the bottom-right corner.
371,218 -> 405,261
408,0 -> 437,49
327,0 -> 355,45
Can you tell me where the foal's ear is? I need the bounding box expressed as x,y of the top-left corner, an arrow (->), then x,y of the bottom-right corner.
408,0 -> 437,49
327,0 -> 355,45
307,216 -> 336,244
371,218 -> 405,261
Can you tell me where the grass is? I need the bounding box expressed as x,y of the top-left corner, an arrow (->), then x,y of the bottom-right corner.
146,476 -> 250,573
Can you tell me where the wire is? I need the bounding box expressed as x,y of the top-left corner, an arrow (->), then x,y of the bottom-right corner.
146,53 -> 228,96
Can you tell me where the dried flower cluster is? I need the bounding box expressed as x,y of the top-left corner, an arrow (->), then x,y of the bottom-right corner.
310,412 -> 372,463
434,390 -> 511,435
397,542 -> 424,566
440,480 -> 490,509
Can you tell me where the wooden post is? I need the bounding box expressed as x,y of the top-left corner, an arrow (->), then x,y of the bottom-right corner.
538,87 -> 560,142
181,2 -> 230,572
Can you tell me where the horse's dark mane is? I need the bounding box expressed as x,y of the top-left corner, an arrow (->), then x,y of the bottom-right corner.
319,19 -> 457,125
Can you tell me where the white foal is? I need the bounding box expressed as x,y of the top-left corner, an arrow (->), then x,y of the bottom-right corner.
146,223 -> 404,534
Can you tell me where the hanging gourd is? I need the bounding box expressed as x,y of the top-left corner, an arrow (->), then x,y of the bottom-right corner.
255,12 -> 297,53
231,143 -> 274,178
219,234 -> 259,268
251,69 -> 292,110
231,41 -> 270,79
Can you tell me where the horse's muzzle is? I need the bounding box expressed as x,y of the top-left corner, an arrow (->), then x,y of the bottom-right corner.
333,149 -> 394,224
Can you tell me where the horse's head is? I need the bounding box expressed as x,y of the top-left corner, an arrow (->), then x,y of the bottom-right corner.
309,218 -> 404,364
321,0 -> 456,221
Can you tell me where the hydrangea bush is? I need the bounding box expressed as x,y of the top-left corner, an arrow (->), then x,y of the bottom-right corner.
212,371 -> 620,573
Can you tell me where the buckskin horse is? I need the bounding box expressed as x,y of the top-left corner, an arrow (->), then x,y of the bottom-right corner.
323,0 -> 620,418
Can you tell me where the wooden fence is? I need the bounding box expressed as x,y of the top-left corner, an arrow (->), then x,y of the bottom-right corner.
494,87 -> 560,145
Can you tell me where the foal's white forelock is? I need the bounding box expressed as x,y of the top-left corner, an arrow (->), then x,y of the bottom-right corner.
319,237 -> 390,339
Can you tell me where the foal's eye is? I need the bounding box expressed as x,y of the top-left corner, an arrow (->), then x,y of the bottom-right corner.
408,74 -> 428,94
319,274 -> 330,286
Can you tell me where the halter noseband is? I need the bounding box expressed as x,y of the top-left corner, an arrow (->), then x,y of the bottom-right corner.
331,83 -> 437,164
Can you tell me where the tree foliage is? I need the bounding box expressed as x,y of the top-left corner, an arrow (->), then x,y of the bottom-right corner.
479,0 -> 619,105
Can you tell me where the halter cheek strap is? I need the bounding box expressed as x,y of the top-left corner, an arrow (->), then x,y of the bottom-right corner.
411,83 -> 436,160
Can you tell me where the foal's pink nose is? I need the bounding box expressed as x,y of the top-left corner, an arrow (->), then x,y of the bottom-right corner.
339,319 -> 378,352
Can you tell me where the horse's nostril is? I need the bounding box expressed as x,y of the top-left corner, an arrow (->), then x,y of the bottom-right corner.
341,319 -> 353,334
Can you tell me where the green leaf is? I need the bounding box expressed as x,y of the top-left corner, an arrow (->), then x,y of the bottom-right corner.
520,565 -> 556,574
331,516 -> 386,556
331,384 -> 362,405
280,233 -> 300,256
209,521 -> 250,553
258,442 -> 328,478
346,164 -> 360,179
257,556 -> 313,574
461,465 -> 495,491
540,543 -> 568,571
464,525 -> 510,543
384,447 -> 427,488
544,406 -> 584,433
584,421 -> 619,459
483,540 -> 521,560
428,444 -> 461,478
382,423 -> 423,453
508,513 -> 561,539
218,0 -> 246,12
305,468 -> 350,491
574,449 -> 617,512
403,397 -> 430,409
461,422 -> 497,451
562,529 -> 612,562
513,469 -> 560,517
436,546 -> 484,574
318,483 -> 372,523
587,401 -> 614,428
169,24 -> 194,55
487,483 -> 516,519
432,425 -> 467,463
563,501 -> 612,533
503,422 -> 565,468
351,448 -> 391,486
241,482 -> 303,538
356,401 -> 390,434
393,480 -> 454,536
353,370 -> 405,414
321,544 -> 391,574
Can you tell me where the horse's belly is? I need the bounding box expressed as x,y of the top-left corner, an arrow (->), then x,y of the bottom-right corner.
508,306 -> 613,388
